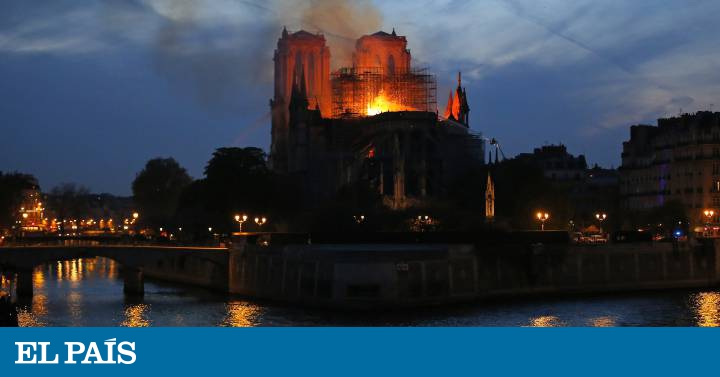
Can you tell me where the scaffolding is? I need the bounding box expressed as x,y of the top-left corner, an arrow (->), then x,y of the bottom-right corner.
331,67 -> 437,118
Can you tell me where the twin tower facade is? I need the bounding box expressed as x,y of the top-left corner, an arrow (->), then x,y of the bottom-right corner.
270,28 -> 419,171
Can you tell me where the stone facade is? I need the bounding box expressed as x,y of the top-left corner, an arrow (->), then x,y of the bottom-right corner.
620,111 -> 720,225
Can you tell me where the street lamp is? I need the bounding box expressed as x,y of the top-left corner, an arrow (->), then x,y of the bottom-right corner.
704,209 -> 715,224
704,209 -> 715,237
234,214 -> 248,232
536,211 -> 549,231
595,213 -> 607,235
254,217 -> 267,230
354,214 -> 366,224
131,212 -> 140,235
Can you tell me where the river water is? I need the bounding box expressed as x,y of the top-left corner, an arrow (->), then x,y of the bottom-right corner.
2,257 -> 720,327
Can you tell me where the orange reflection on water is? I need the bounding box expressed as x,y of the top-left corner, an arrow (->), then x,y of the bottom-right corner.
528,315 -> 564,327
17,307 -> 46,327
121,304 -> 151,327
221,301 -> 262,327
32,293 -> 49,318
33,270 -> 45,289
1,274 -> 9,290
694,292 -> 720,327
589,316 -> 616,327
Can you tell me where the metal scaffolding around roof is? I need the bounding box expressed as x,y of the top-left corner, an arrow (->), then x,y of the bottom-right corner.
331,67 -> 437,118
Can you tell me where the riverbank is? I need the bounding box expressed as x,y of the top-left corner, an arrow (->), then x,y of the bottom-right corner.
226,234 -> 718,309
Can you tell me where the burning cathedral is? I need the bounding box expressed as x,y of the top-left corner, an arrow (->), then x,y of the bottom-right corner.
270,28 -> 484,209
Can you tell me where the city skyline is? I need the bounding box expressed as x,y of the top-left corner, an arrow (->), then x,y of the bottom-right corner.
2,0 -> 720,195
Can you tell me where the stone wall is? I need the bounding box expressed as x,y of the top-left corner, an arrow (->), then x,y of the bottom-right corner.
228,239 -> 720,309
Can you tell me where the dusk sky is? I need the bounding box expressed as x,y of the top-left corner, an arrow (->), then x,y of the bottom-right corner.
2,0 -> 719,195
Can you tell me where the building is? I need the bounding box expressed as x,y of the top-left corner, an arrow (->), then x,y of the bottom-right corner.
516,144 -> 587,181
619,111 -> 720,226
271,28 -> 332,172
17,189 -> 46,233
270,28 -> 483,208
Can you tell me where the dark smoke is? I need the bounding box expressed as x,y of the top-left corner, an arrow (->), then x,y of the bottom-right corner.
150,1 -> 277,111
293,0 -> 383,68
147,0 -> 383,111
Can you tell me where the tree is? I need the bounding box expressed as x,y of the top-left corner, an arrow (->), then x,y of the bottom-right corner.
47,183 -> 90,233
202,147 -> 274,229
489,159 -> 572,230
132,158 -> 192,228
0,171 -> 38,230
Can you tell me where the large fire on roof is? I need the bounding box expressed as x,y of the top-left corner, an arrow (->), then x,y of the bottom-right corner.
330,31 -> 436,118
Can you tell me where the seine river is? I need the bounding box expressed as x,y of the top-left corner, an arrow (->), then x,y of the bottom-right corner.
2,257 -> 720,327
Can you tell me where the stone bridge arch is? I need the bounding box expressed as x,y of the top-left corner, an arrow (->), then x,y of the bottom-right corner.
0,245 -> 230,299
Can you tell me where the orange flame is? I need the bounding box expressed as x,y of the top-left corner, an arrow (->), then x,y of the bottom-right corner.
366,91 -> 413,115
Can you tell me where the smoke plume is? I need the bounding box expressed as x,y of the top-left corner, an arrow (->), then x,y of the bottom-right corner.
292,0 -> 383,68
147,0 -> 383,111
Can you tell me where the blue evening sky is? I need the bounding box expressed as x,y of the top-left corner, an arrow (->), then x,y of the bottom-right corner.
1,0 -> 719,195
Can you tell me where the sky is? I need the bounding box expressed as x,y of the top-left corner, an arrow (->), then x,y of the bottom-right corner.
1,0 -> 719,195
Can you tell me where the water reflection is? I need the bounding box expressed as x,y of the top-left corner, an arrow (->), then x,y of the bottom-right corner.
692,292 -> 720,327
589,316 -> 616,327
121,304 -> 151,327
527,315 -> 565,327
8,255 -> 720,327
12,257 -> 121,327
221,301 -> 263,327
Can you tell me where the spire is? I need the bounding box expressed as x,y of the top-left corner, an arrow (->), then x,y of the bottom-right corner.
391,27 -> 397,36
485,171 -> 495,222
457,71 -> 462,88
282,26 -> 288,38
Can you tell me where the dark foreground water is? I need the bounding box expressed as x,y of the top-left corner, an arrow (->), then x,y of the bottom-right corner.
2,257 -> 720,327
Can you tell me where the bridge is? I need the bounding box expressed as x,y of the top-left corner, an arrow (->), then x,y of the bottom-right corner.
0,240 -> 230,299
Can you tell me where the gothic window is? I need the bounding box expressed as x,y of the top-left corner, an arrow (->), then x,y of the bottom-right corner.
387,55 -> 395,75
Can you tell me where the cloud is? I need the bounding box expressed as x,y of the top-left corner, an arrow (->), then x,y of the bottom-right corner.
1,0 -> 720,166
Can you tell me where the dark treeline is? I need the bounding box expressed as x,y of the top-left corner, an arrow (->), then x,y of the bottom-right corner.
131,147 -> 301,240
0,171 -> 38,230
128,147 -> 631,239
2,150 -> 683,238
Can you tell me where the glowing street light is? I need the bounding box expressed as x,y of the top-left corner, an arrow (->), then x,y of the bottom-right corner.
254,217 -> 267,230
595,213 -> 607,235
131,212 -> 140,234
234,214 -> 249,232
354,214 -> 366,224
536,211 -> 550,231
704,209 -> 715,223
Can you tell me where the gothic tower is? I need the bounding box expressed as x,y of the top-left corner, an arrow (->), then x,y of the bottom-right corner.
271,27 -> 331,172
353,29 -> 411,75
